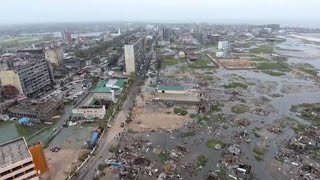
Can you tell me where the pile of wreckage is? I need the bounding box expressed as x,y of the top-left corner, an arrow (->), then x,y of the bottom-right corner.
215,144 -> 253,180
102,136 -> 197,179
275,128 -> 320,180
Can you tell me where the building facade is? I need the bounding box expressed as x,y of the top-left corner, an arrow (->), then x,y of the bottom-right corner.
0,54 -> 53,97
61,30 -> 72,44
218,41 -> 228,50
124,37 -> 145,74
0,137 -> 39,180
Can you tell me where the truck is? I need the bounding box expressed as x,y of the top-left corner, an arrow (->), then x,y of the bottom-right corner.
87,128 -> 102,149
88,132 -> 99,149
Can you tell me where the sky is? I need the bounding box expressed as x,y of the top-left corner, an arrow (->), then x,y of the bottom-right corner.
0,0 -> 320,27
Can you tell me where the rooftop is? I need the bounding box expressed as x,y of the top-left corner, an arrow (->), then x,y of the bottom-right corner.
0,137 -> 31,169
91,81 -> 112,93
158,85 -> 185,91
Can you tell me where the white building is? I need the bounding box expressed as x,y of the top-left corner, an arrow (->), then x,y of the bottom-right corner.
111,29 -> 121,37
216,52 -> 226,58
218,41 -> 228,50
0,137 -> 39,180
124,37 -> 145,74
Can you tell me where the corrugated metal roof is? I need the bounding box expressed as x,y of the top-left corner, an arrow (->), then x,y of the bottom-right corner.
158,85 -> 185,91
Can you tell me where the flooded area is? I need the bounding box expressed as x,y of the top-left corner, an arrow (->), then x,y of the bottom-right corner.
102,36 -> 320,180
0,105 -> 73,145
275,37 -> 320,68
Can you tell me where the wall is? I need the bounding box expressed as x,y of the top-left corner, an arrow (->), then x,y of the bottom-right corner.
157,90 -> 186,94
0,157 -> 38,180
0,70 -> 23,94
29,143 -> 49,175
72,105 -> 106,119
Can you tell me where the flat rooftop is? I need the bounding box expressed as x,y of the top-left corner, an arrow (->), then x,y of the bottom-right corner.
0,137 -> 31,169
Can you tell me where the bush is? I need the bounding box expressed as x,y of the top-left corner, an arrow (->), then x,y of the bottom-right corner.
231,104 -> 250,114
262,71 -> 286,76
197,155 -> 208,166
189,113 -> 196,118
223,82 -> 248,89
206,139 -> 224,148
173,108 -> 188,116
78,150 -> 90,162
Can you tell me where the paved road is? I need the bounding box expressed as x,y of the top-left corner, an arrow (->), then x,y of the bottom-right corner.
75,49 -> 153,180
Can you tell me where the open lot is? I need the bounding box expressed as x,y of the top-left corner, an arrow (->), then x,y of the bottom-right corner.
219,58 -> 256,69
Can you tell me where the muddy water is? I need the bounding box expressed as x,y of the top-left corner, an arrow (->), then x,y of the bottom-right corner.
0,105 -> 73,145
276,37 -> 320,68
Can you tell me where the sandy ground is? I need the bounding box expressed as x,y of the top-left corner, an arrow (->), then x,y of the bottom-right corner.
128,95 -> 193,132
219,59 -> 255,69
129,112 -> 192,132
40,149 -> 81,180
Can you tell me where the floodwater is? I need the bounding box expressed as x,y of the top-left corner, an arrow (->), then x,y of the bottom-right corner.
0,105 -> 72,145
47,124 -> 95,149
276,37 -> 320,68
129,36 -> 320,180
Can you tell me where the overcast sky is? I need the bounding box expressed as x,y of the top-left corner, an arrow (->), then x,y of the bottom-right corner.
1,0 -> 320,27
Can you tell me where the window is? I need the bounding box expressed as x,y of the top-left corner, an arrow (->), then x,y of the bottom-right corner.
1,169 -> 11,177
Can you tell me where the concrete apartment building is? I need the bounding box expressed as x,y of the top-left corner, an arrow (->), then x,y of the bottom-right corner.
0,53 -> 53,97
44,47 -> 63,67
124,37 -> 145,74
0,137 -> 39,180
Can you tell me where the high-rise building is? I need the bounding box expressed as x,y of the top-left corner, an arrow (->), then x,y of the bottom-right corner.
0,53 -> 53,97
207,34 -> 221,45
162,27 -> 170,40
0,137 -> 39,180
61,30 -> 72,44
124,37 -> 145,74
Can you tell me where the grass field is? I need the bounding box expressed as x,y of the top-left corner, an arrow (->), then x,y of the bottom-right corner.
0,36 -> 44,47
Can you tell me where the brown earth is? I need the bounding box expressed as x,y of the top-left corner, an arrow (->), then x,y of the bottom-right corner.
40,149 -> 81,180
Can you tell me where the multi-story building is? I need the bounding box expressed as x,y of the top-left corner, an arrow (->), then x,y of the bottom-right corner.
0,137 -> 39,180
72,79 -> 127,119
45,47 -> 64,67
61,30 -> 72,44
0,53 -> 53,97
162,27 -> 170,40
9,99 -> 63,121
124,37 -> 145,74
206,34 -> 221,45
218,41 -> 228,50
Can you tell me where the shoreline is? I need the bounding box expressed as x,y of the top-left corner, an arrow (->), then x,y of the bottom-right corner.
290,34 -> 320,42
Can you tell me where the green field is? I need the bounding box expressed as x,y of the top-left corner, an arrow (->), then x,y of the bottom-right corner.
0,36 -> 44,47
188,55 -> 216,68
